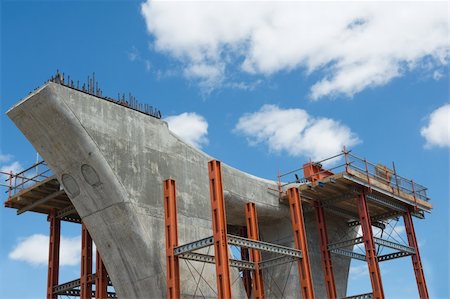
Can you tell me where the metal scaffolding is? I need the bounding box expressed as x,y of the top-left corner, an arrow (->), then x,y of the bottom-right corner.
2,162 -> 116,299
163,160 -> 314,299
277,148 -> 431,299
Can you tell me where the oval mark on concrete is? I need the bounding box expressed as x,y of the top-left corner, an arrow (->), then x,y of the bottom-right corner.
81,164 -> 101,187
61,174 -> 80,197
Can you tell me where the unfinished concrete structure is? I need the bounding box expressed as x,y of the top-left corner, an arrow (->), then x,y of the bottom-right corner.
4,74 -> 431,299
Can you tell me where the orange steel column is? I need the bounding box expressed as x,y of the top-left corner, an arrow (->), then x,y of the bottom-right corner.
403,210 -> 429,299
46,209 -> 60,299
163,179 -> 181,299
80,223 -> 93,299
208,160 -> 232,299
287,187 -> 315,299
314,201 -> 337,299
356,193 -> 384,299
95,249 -> 108,299
245,202 -> 265,299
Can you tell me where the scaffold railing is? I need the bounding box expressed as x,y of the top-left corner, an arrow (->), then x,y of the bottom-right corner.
277,147 -> 429,202
1,160 -> 53,199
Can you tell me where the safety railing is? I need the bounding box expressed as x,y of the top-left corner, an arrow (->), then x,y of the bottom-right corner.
1,160 -> 53,199
277,148 -> 429,202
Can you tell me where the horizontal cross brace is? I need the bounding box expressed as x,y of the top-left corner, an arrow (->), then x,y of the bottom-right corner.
227,234 -> 302,258
366,194 -> 407,213
56,289 -> 117,298
174,236 -> 214,255
330,248 -> 366,261
328,237 -> 364,251
348,220 -> 386,230
53,273 -> 112,294
343,292 -> 374,299
178,252 -> 255,270
259,255 -> 299,269
373,237 -> 415,254
378,251 -> 412,262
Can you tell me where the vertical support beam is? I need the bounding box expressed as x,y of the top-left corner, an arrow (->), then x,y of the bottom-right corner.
95,249 -> 108,299
46,209 -> 60,299
403,210 -> 429,299
80,223 -> 93,299
239,227 -> 252,299
287,187 -> 315,299
356,193 -> 384,299
163,179 -> 180,299
208,160 -> 232,299
314,201 -> 337,299
245,203 -> 265,299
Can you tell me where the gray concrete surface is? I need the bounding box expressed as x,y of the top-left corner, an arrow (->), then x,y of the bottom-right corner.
8,83 -> 352,299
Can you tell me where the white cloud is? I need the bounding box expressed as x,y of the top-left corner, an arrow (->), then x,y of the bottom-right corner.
420,104 -> 450,148
9,234 -> 81,266
165,112 -> 209,149
0,154 -> 12,163
141,2 -> 448,98
234,104 -> 360,161
349,264 -> 368,280
1,161 -> 23,175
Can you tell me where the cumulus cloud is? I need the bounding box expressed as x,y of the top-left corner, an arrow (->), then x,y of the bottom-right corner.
234,105 -> 360,161
0,153 -> 23,183
141,2 -> 448,98
421,104 -> 450,148
9,234 -> 81,266
165,112 -> 209,149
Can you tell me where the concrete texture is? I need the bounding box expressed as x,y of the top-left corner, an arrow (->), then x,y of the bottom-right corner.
8,83 -> 352,299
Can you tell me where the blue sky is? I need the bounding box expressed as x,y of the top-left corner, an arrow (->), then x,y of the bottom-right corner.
1,1 -> 449,298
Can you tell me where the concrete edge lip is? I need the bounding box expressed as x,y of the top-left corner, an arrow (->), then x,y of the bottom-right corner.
6,82 -> 51,115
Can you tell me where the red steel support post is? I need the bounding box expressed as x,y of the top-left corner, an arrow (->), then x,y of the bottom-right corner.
245,202 -> 265,299
80,223 -> 93,299
208,160 -> 232,299
356,193 -> 384,299
163,179 -> 181,299
287,187 -> 315,299
314,201 -> 337,299
46,209 -> 61,299
95,249 -> 108,299
403,210 -> 429,299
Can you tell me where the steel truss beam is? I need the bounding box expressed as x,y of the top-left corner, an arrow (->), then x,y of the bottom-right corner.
365,194 -> 406,212
328,237 -> 364,251
178,252 -> 255,270
53,274 -> 113,295
208,160 -> 232,299
56,289 -> 117,298
173,236 -> 214,255
259,256 -> 299,269
287,187 -> 316,299
163,179 -> 180,299
377,251 -> 412,262
330,249 -> 366,261
245,202 -> 265,299
347,220 -> 386,230
344,293 -> 374,299
174,234 -> 302,258
373,237 -> 415,254
227,235 -> 302,258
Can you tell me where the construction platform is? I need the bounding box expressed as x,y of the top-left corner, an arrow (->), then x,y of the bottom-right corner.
2,149 -> 431,299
